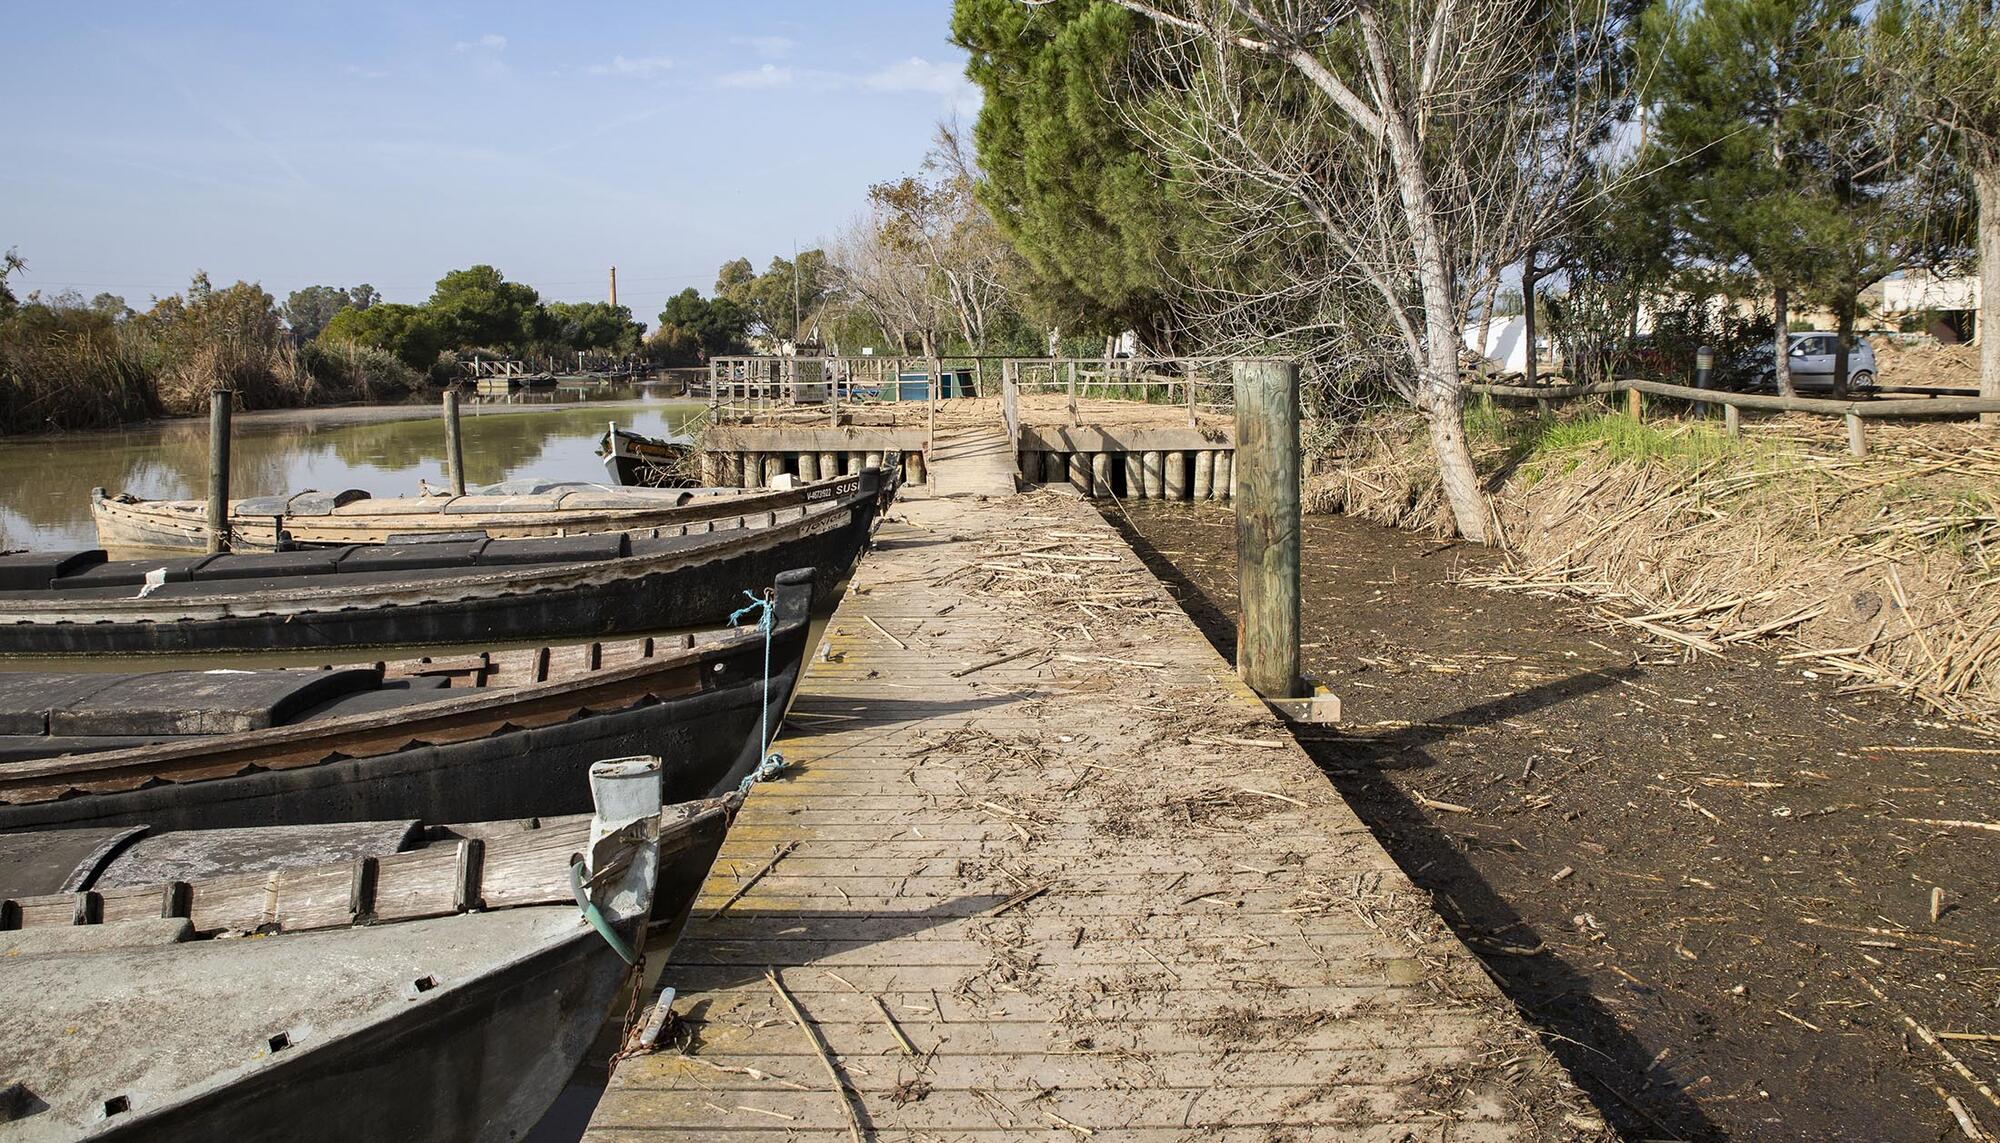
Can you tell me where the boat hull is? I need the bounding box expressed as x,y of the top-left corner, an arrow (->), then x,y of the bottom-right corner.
88,473 -> 866,552
3,473 -> 889,656
0,577 -> 813,833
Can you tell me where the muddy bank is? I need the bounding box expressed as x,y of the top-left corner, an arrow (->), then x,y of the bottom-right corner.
1309,406 -> 2000,723
1109,498 -> 2000,1143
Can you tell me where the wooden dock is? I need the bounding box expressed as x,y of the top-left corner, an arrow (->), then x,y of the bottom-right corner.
584,487 -> 1604,1140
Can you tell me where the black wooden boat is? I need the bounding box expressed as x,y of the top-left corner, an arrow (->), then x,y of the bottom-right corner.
0,569 -> 813,834
0,758 -> 729,1143
0,464 -> 894,656
597,424 -> 696,487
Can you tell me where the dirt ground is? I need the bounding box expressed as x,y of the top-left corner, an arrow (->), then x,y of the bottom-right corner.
1108,499 -> 2000,1143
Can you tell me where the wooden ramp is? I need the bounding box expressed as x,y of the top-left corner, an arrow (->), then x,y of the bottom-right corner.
585,491 -> 1603,1140
925,429 -> 1018,498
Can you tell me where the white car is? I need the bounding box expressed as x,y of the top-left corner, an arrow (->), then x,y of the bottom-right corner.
1751,333 -> 1877,392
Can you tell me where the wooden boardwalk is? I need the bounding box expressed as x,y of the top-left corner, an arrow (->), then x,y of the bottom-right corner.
584,489 -> 1604,1141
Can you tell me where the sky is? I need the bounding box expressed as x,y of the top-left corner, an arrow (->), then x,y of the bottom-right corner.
0,1 -> 979,327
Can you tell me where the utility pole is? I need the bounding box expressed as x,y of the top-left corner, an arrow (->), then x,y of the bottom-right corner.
608,266 -> 618,308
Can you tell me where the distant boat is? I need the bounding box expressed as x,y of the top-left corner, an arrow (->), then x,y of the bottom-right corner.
2,469 -> 894,655
91,470 -> 879,552
0,758 -> 730,1143
598,424 -> 697,487
0,568 -> 815,834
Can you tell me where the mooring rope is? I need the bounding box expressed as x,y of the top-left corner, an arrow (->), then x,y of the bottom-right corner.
568,858 -> 640,965
727,587 -> 788,794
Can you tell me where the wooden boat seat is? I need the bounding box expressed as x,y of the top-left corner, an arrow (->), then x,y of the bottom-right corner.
1,916 -> 194,956
0,550 -> 106,591
335,540 -> 487,573
234,489 -> 372,516
0,668 -> 384,737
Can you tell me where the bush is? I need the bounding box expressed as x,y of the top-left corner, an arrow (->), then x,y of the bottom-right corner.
300,341 -> 419,402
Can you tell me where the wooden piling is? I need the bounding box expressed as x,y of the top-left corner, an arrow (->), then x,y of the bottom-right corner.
818,451 -> 838,481
744,452 -> 765,488
1215,451 -> 1232,500
1091,452 -> 1111,499
1142,451 -> 1165,499
762,455 -> 784,487
864,451 -> 883,473
1193,450 -> 1215,500
906,451 -> 927,485
1067,450 -> 1092,495
1164,451 -> 1188,501
847,451 -> 864,476
443,391 -> 467,497
1124,453 -> 1146,499
1043,451 -> 1065,486
205,387 -> 233,554
1724,405 -> 1741,437
797,451 -> 821,483
1846,412 -> 1868,457
1232,360 -> 1301,699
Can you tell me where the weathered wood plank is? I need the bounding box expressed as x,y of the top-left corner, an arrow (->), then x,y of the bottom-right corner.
585,493 -> 1600,1139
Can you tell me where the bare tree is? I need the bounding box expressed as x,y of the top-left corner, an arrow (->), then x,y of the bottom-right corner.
829,126 -> 1023,357
1034,0 -> 1627,540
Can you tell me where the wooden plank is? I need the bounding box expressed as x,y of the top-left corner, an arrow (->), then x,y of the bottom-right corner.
585,492 -> 1597,1139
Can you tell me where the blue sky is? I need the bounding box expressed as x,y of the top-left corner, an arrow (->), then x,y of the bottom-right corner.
0,1 -> 977,326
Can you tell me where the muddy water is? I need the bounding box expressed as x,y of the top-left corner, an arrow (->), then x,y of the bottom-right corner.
0,391 -> 706,550
1111,499 -> 2000,1143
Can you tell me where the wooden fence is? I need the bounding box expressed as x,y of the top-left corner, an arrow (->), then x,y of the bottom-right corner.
1465,376 -> 2000,457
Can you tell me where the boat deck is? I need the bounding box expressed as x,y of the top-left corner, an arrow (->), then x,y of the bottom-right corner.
584,490 -> 1602,1140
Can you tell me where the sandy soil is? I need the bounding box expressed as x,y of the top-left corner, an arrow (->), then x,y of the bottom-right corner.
1110,499 -> 2000,1143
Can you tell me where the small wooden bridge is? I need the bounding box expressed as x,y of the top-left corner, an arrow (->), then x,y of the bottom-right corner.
583,481 -> 1603,1139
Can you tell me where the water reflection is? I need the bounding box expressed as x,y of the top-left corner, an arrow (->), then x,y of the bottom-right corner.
0,392 -> 708,549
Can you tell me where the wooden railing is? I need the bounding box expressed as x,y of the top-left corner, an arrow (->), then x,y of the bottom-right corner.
1465,376 -> 2000,456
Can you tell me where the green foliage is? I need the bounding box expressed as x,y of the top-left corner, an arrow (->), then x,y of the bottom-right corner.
0,248 -> 21,317
1641,0 -> 1920,304
1533,412 -> 1741,468
542,301 -> 644,356
714,250 -> 836,342
649,288 -> 749,365
427,265 -> 545,351
283,284 -> 375,342
298,339 -> 419,401
951,0 -> 1187,335
321,303 -> 450,373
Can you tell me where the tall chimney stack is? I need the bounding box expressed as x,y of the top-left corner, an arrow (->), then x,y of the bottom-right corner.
608,266 -> 618,308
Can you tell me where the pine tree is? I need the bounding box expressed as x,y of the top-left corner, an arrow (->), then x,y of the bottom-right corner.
950,0 -> 1189,343
1645,0 -> 1864,395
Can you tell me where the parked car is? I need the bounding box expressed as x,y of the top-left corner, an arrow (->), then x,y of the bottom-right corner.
1743,332 -> 1878,392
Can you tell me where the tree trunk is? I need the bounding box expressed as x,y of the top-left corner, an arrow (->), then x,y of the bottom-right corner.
1773,283 -> 1795,398
1976,161 -> 1999,427
1832,295 -> 1855,398
1522,250 -> 1540,387
1426,390 -> 1487,543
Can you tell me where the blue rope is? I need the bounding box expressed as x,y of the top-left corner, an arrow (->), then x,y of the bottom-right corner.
728,588 -> 786,794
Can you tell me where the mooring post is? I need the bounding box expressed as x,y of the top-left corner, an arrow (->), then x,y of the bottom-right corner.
443,390 -> 468,497
205,386 -> 234,554
1232,359 -> 1300,699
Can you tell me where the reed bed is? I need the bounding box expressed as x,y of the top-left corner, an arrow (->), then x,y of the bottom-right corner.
1310,407 -> 2000,725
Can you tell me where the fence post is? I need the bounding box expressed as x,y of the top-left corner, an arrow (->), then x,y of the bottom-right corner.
1186,362 -> 1198,427
1067,360 -> 1079,426
1626,385 -> 1643,421
1232,359 -> 1301,700
206,387 -> 234,554
443,389 -> 467,496
1724,403 -> 1741,437
1846,412 -> 1868,457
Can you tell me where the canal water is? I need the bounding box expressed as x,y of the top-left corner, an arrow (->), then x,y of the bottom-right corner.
0,389 -> 707,550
